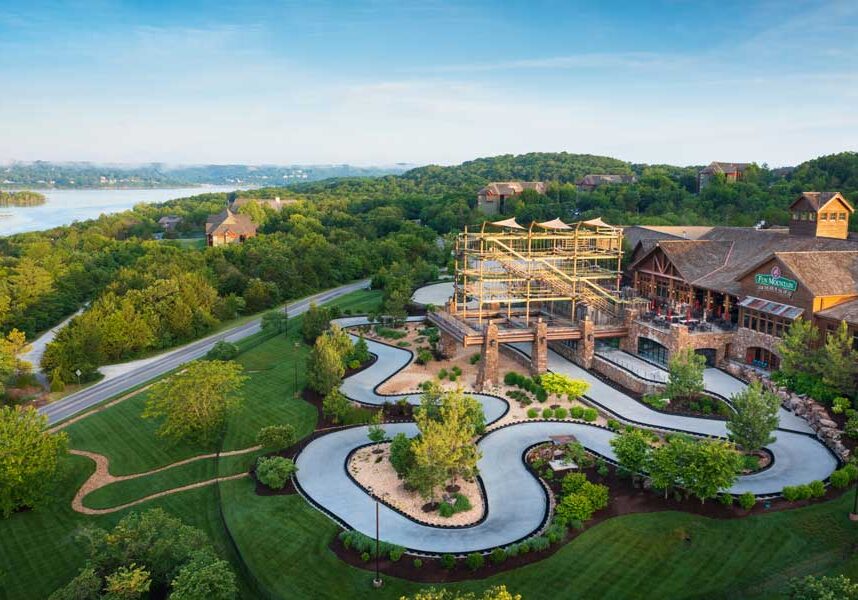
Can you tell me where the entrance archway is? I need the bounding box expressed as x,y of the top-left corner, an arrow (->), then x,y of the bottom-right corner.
695,348 -> 717,367
745,347 -> 780,370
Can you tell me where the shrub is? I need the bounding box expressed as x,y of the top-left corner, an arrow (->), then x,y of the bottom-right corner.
795,484 -> 812,500
561,472 -> 588,496
361,552 -> 370,562
597,460 -> 609,477
542,408 -> 554,419
582,408 -> 598,422
490,547 -> 506,564
206,340 -> 240,361
739,491 -> 756,510
554,407 -> 568,419
452,366 -> 462,377
808,480 -> 826,498
466,552 -> 485,571
782,485 -> 799,502
547,523 -> 566,544
556,493 -> 594,523
256,424 -> 296,450
529,536 -> 550,551
846,463 -> 858,481
255,456 -> 297,490
845,410 -> 858,440
469,353 -> 481,365
389,546 -> 405,562
833,397 -> 852,414
415,348 -> 433,365
504,372 -> 520,386
718,493 -> 734,507
607,418 -> 621,431
413,558 -> 423,568
437,368 -> 448,380
505,544 -> 519,558
535,387 -> 548,403
441,554 -> 456,570
452,493 -> 472,513
527,408 -> 539,418
438,502 -> 454,518
642,394 -> 669,409
516,540 -> 530,554
580,481 -> 609,511
448,373 -> 458,382
389,433 -> 415,477
830,468 -> 851,489
570,406 -> 584,419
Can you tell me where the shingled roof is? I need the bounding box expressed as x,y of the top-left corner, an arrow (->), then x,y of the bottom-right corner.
205,209 -> 257,236
789,191 -> 854,213
630,226 -> 858,296
816,297 -> 858,325
700,161 -> 751,175
768,251 -> 858,297
478,182 -> 546,196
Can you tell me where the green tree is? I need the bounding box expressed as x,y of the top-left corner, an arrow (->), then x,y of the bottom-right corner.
142,360 -> 247,445
682,438 -> 743,503
727,382 -> 780,452
539,372 -> 590,401
389,432 -> 416,477
609,429 -> 652,477
322,388 -> 351,424
47,568 -> 102,600
822,321 -> 858,398
665,348 -> 705,400
255,456 -> 297,489
0,406 -> 68,518
301,303 -> 331,344
400,585 -> 521,600
367,411 -> 386,443
350,334 -> 371,365
103,564 -> 150,599
307,334 -> 345,395
242,278 -> 280,313
778,317 -> 821,378
789,574 -> 858,600
170,553 -> 237,600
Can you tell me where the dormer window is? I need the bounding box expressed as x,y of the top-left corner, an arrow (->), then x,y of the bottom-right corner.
840,212 -> 847,220
820,213 -> 828,221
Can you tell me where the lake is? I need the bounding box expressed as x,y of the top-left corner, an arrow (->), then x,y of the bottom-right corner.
0,186 -> 246,236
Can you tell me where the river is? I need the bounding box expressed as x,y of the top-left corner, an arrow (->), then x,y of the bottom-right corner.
0,186 -> 246,236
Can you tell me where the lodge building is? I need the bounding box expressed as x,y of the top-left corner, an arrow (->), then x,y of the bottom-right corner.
625,192 -> 858,370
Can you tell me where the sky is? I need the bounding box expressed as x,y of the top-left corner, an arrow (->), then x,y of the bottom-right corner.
1,1 -> 857,168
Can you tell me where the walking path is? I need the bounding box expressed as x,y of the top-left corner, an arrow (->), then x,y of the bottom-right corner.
70,445 -> 259,515
293,316 -> 838,554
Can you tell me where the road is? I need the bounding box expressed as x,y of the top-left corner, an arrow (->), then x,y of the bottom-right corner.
40,279 -> 370,425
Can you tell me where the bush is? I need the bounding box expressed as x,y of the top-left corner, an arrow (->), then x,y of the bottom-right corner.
554,407 -> 568,419
438,502 -> 454,518
389,546 -> 405,562
415,348 -> 434,365
582,408 -> 598,422
570,406 -> 584,419
469,353 -> 481,365
452,366 -> 462,377
505,544 -> 519,558
413,558 -> 423,568
535,387 -> 548,403
489,547 -> 506,564
441,554 -> 456,570
833,397 -> 852,414
795,484 -> 812,500
597,459 -> 609,477
718,493 -> 734,507
361,552 -> 370,562
448,373 -> 458,382
529,536 -> 550,551
527,408 -> 539,418
452,493 -> 472,513
642,394 -> 669,409
580,481 -> 609,511
504,372 -> 520,386
846,410 -> 858,440
466,552 -> 485,571
782,485 -> 800,502
561,472 -> 588,496
738,491 -> 756,510
556,493 -> 594,523
808,480 -> 826,498
516,540 -> 530,554
389,433 -> 415,477
206,340 -> 239,361
546,523 -> 566,544
437,368 -> 448,380
830,468 -> 851,489
255,456 -> 297,490
256,424 -> 296,450
542,408 -> 554,419
607,418 -> 621,431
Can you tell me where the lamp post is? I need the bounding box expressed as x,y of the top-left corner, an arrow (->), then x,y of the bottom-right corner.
373,500 -> 383,588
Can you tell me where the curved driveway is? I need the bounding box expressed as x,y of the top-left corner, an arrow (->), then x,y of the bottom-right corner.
294,317 -> 839,553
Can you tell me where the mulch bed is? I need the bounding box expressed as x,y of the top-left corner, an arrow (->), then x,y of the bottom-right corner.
332,458 -> 850,583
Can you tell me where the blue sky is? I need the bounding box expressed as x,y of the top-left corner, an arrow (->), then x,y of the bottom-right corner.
1,1 -> 856,167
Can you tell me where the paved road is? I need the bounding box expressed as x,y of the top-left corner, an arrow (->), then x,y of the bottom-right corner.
294,326 -> 838,553
40,280 -> 370,425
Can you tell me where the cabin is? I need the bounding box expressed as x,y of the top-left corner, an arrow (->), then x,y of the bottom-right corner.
205,209 -> 257,247
698,161 -> 751,191
476,182 -> 546,215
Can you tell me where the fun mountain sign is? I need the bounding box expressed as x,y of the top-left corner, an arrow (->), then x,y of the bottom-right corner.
755,265 -> 797,293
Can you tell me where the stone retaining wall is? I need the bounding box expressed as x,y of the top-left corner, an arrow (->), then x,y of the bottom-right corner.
723,362 -> 849,461
592,356 -> 664,396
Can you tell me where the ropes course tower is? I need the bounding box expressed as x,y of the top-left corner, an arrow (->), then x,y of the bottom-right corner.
451,217 -> 627,328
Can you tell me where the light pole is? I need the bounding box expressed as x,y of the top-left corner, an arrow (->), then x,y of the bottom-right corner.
373,500 -> 383,588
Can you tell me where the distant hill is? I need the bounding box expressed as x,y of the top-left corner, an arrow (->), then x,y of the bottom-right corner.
0,161 -> 415,189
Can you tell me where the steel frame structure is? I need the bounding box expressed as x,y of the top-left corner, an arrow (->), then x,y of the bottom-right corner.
452,218 -> 625,326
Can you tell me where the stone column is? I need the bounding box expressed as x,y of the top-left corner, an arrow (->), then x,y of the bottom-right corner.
439,330 -> 458,359
530,319 -> 548,376
576,316 -> 595,369
476,321 -> 499,390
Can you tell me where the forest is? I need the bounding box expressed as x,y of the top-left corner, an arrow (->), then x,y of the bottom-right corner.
0,190 -> 46,206
1,150 -> 857,389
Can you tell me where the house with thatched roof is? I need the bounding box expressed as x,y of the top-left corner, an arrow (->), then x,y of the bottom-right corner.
477,181 -> 546,215
205,209 -> 257,247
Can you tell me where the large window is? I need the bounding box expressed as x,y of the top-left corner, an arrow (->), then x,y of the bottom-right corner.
638,337 -> 669,367
741,308 -> 790,338
745,347 -> 780,370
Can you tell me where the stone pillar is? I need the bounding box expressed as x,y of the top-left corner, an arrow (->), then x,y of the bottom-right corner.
476,321 -> 499,390
576,316 -> 595,369
531,319 -> 548,376
439,330 -> 458,359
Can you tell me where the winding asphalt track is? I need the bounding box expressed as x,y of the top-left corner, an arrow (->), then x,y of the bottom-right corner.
294,317 -> 839,553
39,280 -> 370,426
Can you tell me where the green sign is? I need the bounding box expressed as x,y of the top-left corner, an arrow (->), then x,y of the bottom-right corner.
755,272 -> 797,292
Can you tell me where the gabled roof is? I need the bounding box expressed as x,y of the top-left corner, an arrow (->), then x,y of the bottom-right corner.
576,174 -> 636,186
816,297 -> 858,325
205,209 -> 257,236
789,191 -> 854,213
700,161 -> 751,175
478,181 -> 546,196
769,251 -> 858,297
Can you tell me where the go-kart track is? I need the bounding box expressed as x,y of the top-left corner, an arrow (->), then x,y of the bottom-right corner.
294,316 -> 839,555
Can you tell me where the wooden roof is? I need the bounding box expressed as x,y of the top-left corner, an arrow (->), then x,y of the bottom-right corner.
700,161 -> 751,175
205,209 -> 257,236
788,191 -> 854,213
816,297 -> 858,325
